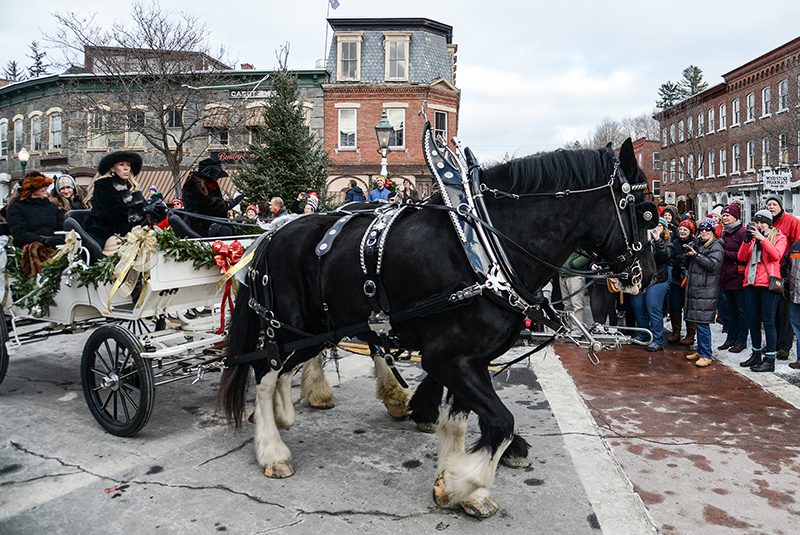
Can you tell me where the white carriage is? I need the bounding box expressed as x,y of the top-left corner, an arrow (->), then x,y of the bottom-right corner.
0,227 -> 254,436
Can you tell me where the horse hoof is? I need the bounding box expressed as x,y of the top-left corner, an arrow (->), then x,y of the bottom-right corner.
432,474 -> 450,507
263,462 -> 294,479
308,397 -> 335,410
459,496 -> 500,518
416,422 -> 436,433
384,403 -> 409,420
500,455 -> 531,469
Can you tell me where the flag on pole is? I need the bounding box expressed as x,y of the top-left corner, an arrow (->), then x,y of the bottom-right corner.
329,0 -> 340,9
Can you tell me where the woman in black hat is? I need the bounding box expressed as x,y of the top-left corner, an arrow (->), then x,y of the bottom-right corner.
85,151 -> 147,255
181,157 -> 239,237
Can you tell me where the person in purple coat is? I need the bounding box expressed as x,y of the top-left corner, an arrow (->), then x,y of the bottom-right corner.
717,203 -> 748,353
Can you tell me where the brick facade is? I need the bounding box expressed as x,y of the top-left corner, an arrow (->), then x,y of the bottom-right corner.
655,36 -> 800,220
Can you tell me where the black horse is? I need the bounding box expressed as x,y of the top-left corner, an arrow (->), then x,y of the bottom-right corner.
219,138 -> 657,518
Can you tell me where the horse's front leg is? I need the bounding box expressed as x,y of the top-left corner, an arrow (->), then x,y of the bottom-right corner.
273,371 -> 295,429
431,364 -> 514,518
300,352 -> 335,409
254,370 -> 294,478
373,354 -> 410,419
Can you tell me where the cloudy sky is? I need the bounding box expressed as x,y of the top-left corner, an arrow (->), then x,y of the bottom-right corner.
3,0 -> 799,161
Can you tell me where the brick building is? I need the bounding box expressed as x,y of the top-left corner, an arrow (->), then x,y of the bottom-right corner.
655,36 -> 800,221
323,18 -> 460,201
632,138 -> 662,202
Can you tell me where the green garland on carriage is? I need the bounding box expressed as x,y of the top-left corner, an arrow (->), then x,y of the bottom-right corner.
5,227 -> 224,316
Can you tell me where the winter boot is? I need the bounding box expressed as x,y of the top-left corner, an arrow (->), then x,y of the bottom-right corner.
667,313 -> 682,344
679,322 -> 696,346
751,352 -> 776,372
740,348 -> 762,368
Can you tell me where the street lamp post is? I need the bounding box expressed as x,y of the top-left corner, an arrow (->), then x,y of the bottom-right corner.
374,111 -> 393,177
18,147 -> 30,176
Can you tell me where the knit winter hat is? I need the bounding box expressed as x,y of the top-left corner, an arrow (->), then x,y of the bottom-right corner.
765,194 -> 783,208
20,171 -> 54,198
721,203 -> 741,220
678,219 -> 696,234
306,192 -> 319,212
56,174 -> 77,190
697,218 -> 716,233
710,205 -> 724,216
658,217 -> 669,228
753,209 -> 773,225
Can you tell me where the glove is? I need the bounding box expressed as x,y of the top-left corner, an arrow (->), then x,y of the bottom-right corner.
744,230 -> 754,243
227,193 -> 246,210
144,200 -> 168,223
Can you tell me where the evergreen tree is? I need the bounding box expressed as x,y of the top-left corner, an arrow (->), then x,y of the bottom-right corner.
678,65 -> 708,97
3,60 -> 25,82
27,41 -> 50,78
234,47 -> 328,205
656,81 -> 683,109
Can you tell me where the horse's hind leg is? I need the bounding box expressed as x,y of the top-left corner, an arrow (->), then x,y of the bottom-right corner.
431,362 -> 514,518
373,355 -> 409,419
255,370 -> 294,478
300,353 -> 335,409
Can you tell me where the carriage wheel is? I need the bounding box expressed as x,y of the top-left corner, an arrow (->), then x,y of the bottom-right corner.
81,324 -> 155,437
0,316 -> 9,386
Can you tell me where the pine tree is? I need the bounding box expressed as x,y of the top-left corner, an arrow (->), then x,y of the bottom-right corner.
27,41 -> 50,78
234,47 -> 328,205
678,65 -> 708,97
656,81 -> 683,109
3,60 -> 25,82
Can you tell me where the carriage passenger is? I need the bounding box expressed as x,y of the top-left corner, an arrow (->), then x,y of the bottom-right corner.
182,158 -> 241,238
85,151 -> 153,256
682,219 -> 724,367
50,174 -> 88,213
268,197 -> 288,219
6,171 -> 65,249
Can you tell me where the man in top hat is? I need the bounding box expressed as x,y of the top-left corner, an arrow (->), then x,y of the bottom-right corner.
182,157 -> 240,237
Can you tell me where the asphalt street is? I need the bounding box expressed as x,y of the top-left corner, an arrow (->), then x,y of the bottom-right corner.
1,321 -> 798,534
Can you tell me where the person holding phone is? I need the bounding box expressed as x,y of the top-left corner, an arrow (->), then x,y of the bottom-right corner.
630,217 -> 674,351
737,209 -> 788,372
683,219 -> 724,367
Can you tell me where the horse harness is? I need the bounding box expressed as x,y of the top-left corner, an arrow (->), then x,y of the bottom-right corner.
226,122 -> 655,374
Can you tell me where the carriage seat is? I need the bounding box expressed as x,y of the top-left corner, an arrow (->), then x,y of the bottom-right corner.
0,221 -> 9,236
63,209 -> 103,264
168,214 -> 201,239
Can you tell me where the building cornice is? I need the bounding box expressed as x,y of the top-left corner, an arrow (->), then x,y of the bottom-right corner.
327,17 -> 453,43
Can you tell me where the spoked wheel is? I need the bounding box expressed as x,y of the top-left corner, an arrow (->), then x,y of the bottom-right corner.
0,315 -> 9,386
81,324 -> 155,436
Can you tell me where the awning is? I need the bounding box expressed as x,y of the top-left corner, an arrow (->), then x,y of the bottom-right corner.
245,107 -> 266,127
203,107 -> 230,128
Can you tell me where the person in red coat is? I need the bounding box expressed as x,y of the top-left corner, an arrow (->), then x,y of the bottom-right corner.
765,194 -> 800,359
737,209 -> 788,372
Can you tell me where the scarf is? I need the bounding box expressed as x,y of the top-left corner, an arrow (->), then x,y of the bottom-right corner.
723,221 -> 741,233
747,240 -> 762,286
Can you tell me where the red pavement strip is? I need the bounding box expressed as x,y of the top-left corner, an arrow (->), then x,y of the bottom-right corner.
555,343 -> 800,535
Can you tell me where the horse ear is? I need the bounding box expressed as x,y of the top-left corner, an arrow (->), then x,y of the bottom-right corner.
618,138 -> 638,181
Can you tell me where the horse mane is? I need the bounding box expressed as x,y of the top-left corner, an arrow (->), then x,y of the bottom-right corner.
480,148 -> 613,195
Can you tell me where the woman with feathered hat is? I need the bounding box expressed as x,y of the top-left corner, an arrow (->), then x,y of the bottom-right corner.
6,171 -> 65,249
85,151 -> 148,256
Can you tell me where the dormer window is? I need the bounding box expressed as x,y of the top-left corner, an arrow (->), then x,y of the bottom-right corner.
383,32 -> 410,81
336,32 -> 363,82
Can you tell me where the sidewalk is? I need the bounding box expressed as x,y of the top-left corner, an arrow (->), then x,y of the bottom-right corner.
553,337 -> 800,534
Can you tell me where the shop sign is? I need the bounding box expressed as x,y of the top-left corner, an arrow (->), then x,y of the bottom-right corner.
210,150 -> 259,164
760,169 -> 792,191
229,89 -> 271,99
664,191 -> 676,204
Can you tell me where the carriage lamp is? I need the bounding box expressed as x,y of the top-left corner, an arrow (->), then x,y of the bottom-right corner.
374,111 -> 393,177
18,147 -> 30,176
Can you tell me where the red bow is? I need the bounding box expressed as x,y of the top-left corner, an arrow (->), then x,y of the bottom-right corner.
212,240 -> 244,334
212,240 -> 244,274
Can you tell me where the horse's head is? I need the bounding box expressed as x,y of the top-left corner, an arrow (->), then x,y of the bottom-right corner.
586,138 -> 658,294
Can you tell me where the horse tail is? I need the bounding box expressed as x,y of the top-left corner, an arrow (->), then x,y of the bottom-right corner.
219,280 -> 259,429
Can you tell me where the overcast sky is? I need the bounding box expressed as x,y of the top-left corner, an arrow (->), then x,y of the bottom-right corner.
3,0 -> 800,161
